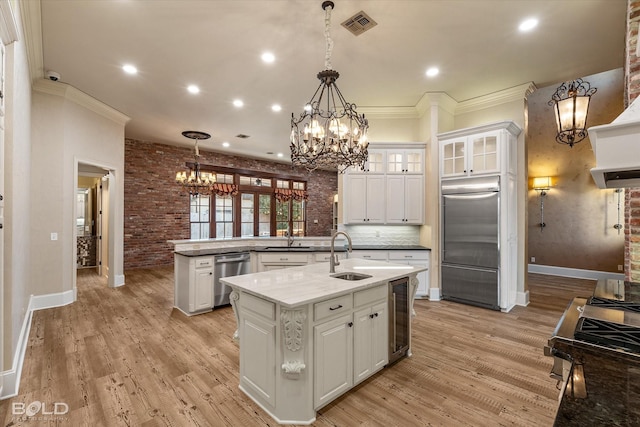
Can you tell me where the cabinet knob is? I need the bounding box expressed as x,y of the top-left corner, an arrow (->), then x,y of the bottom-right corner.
347,322 -> 353,327
470,169 -> 473,173
209,272 -> 212,275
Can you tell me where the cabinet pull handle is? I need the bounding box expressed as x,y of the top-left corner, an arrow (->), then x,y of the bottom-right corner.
404,255 -> 413,258
348,322 -> 353,327
374,312 -> 379,317
280,257 -> 288,261
329,305 -> 343,311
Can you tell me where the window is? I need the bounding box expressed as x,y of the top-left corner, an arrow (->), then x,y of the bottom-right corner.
187,170 -> 306,239
215,195 -> 233,238
190,195 -> 210,239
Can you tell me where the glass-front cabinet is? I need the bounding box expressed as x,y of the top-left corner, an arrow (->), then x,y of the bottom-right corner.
440,131 -> 500,178
386,149 -> 423,174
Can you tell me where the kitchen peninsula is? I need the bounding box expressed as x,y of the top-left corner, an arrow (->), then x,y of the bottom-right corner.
221,258 -> 426,425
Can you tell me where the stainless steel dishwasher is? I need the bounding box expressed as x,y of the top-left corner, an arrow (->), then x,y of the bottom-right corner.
213,252 -> 251,307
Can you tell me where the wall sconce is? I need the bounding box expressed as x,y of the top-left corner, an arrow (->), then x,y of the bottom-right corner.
613,188 -> 623,234
548,79 -> 597,147
533,177 -> 551,231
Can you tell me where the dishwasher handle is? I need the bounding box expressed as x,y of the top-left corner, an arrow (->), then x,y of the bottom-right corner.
214,252 -> 250,263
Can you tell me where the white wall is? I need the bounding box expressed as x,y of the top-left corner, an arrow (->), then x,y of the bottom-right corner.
2,3 -> 32,372
30,81 -> 128,294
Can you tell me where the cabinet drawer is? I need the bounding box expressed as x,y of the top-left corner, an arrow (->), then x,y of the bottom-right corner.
349,250 -> 388,261
241,292 -> 276,321
194,258 -> 213,268
388,251 -> 429,261
314,294 -> 352,322
354,285 -> 387,307
260,253 -> 309,264
313,252 -> 346,263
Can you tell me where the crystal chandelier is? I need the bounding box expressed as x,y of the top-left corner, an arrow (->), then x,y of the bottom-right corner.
175,131 -> 216,196
290,1 -> 369,172
548,79 -> 597,147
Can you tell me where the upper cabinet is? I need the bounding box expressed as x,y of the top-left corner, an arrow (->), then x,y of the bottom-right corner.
439,121 -> 520,179
343,143 -> 425,225
386,149 -> 423,174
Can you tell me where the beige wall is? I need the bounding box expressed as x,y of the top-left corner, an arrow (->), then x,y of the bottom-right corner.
527,69 -> 624,272
2,4 -> 33,373
30,80 -> 128,295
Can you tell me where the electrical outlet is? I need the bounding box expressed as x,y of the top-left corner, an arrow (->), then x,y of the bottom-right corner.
51,232 -> 58,241
530,256 -> 536,263
618,265 -> 623,271
375,230 -> 380,237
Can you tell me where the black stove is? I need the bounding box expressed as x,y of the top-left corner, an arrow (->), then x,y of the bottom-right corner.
587,296 -> 640,314
575,317 -> 640,353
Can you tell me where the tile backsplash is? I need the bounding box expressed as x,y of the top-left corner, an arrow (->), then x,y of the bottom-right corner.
339,225 -> 421,246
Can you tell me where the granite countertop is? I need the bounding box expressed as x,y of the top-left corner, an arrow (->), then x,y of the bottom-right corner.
553,342 -> 640,426
220,258 -> 426,308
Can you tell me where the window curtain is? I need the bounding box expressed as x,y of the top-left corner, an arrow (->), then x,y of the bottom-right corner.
213,183 -> 239,197
274,188 -> 308,202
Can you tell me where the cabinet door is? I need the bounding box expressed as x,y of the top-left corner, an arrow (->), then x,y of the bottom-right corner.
366,149 -> 386,173
353,307 -> 374,384
314,314 -> 353,408
403,175 -> 424,224
441,140 -> 466,177
370,301 -> 388,371
365,175 -> 385,223
345,175 -> 367,223
469,132 -> 499,175
240,312 -> 276,406
385,176 -> 405,223
387,149 -> 423,174
193,268 -> 214,311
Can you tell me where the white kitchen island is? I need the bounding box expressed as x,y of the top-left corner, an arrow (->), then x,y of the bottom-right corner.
221,258 -> 425,425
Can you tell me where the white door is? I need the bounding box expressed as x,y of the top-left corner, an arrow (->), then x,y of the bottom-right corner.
365,175 -> 385,223
404,175 -> 424,224
314,314 -> 353,408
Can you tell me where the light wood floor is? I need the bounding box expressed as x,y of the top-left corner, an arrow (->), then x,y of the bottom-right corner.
0,268 -> 596,426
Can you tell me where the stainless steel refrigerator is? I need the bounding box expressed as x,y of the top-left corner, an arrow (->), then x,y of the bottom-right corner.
441,176 -> 500,310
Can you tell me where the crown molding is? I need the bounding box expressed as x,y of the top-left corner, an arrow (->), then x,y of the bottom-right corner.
18,0 -> 44,84
358,105 -> 419,119
33,79 -> 130,125
416,92 -> 458,116
0,0 -> 19,44
455,82 -> 537,115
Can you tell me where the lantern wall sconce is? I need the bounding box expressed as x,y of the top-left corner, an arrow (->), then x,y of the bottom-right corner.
533,177 -> 552,231
548,78 -> 597,147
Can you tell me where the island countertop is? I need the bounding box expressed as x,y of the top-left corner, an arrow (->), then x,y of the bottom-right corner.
220,258 -> 425,308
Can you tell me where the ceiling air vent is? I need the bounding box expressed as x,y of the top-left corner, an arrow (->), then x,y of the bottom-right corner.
341,10 -> 377,36
235,134 -> 250,139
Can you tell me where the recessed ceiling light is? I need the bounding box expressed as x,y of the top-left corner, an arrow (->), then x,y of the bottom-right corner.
261,52 -> 275,63
222,142 -> 230,148
122,64 -> 137,75
271,104 -> 282,112
519,18 -> 538,32
425,67 -> 439,78
187,85 -> 200,94
277,153 -> 284,158
233,99 -> 244,108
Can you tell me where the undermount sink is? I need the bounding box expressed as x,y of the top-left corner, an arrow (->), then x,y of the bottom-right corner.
263,246 -> 313,251
331,272 -> 372,281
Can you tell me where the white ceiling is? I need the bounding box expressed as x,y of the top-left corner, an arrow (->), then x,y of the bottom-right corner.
39,0 -> 627,163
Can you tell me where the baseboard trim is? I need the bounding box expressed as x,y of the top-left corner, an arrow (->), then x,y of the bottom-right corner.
1,290 -> 75,400
516,290 -> 530,307
429,287 -> 441,301
528,264 -> 624,281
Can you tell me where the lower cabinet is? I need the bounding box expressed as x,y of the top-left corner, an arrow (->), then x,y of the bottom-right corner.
388,251 -> 430,298
314,313 -> 353,408
313,284 -> 388,409
257,253 -> 310,272
174,254 -> 214,315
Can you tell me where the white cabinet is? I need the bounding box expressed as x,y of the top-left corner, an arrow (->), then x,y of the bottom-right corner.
353,285 -> 387,385
349,148 -> 386,174
388,251 -> 430,298
440,131 -> 500,178
440,123 -> 519,179
344,174 -> 385,224
313,252 -> 347,263
314,313 -> 353,408
343,143 -> 425,225
174,254 -> 214,315
386,175 -> 424,224
386,149 -> 423,174
257,252 -> 310,272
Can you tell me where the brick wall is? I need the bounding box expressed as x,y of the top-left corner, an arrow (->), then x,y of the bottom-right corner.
124,138 -> 337,269
627,0 -> 640,281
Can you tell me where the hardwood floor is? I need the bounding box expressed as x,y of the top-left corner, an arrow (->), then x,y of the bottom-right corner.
0,269 -> 596,426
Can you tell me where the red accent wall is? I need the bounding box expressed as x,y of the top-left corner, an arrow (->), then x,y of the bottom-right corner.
124,139 -> 337,269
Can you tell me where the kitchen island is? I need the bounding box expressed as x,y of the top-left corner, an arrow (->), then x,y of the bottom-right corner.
221,258 -> 426,425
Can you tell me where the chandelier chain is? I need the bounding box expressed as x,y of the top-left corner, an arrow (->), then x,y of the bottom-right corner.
324,4 -> 333,70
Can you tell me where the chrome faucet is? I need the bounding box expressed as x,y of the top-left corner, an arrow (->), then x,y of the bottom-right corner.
330,231 -> 352,273
285,230 -> 294,247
